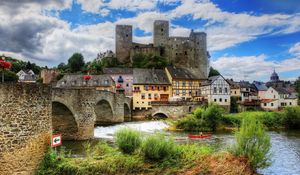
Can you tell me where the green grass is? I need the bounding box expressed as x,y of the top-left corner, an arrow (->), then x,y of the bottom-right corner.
115,128 -> 142,154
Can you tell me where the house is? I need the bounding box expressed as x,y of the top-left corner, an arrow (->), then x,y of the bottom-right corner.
16,70 -> 36,83
200,75 -> 231,110
253,81 -> 268,99
165,66 -> 202,101
56,74 -> 115,92
40,68 -> 60,84
261,87 -> 298,111
133,68 -> 171,110
227,79 -> 241,99
103,68 -> 133,97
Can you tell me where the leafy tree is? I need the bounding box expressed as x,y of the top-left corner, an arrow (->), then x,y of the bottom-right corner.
208,67 -> 220,77
67,53 -> 85,73
0,70 -> 18,82
57,62 -> 69,72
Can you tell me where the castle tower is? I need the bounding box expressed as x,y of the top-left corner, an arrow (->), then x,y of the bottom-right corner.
153,20 -> 169,47
115,25 -> 132,63
190,30 -> 209,78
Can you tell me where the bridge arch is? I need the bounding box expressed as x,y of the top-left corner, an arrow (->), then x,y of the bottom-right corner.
152,112 -> 169,119
94,99 -> 114,125
52,101 -> 79,140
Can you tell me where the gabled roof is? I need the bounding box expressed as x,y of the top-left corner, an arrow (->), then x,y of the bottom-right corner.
103,68 -> 133,74
133,68 -> 170,85
238,81 -> 252,88
273,87 -> 290,95
253,81 -> 268,91
201,75 -> 228,86
166,66 -> 200,80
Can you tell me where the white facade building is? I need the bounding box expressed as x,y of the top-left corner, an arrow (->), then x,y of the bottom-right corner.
200,75 -> 231,109
261,87 -> 298,111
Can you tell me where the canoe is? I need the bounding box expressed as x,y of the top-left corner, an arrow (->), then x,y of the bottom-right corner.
188,134 -> 211,139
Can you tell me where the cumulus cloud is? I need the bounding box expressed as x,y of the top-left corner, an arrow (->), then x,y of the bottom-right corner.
289,42 -> 300,56
211,54 -> 300,81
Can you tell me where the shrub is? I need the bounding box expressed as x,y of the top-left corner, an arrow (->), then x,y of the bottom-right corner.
176,103 -> 224,131
232,116 -> 271,169
115,128 -> 142,154
282,106 -> 300,129
142,134 -> 180,162
36,149 -> 60,175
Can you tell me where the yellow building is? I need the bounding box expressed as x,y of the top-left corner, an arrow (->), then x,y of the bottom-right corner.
165,66 -> 202,101
133,69 -> 172,110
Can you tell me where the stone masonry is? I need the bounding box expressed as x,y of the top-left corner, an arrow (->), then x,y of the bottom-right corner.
115,20 -> 209,79
0,83 -> 52,175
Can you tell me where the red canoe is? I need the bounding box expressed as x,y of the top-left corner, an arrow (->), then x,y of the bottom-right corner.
188,134 -> 211,139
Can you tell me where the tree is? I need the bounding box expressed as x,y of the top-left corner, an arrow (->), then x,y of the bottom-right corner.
208,67 -> 220,77
295,77 -> 300,104
67,53 -> 85,73
57,62 -> 69,73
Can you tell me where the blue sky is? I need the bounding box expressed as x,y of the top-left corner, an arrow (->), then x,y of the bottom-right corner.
0,0 -> 300,81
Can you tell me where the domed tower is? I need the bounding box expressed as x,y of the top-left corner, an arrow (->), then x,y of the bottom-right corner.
270,70 -> 279,82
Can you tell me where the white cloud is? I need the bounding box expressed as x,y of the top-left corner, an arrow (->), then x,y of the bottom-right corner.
289,42 -> 300,56
211,54 -> 300,81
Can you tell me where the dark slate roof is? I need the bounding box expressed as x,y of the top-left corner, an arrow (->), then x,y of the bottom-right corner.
226,79 -> 240,88
253,81 -> 268,91
273,87 -> 290,95
56,74 -> 115,87
133,68 -> 170,85
103,68 -> 133,74
238,81 -> 252,88
166,66 -> 200,80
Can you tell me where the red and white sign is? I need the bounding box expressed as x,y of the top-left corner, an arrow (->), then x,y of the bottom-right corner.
51,134 -> 62,147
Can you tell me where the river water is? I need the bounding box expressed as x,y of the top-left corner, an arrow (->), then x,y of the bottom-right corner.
63,121 -> 300,175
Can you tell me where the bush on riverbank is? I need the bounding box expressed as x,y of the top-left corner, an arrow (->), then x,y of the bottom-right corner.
175,103 -> 224,131
282,106 -> 300,129
115,128 -> 142,154
223,111 -> 283,129
232,116 -> 271,169
142,134 -> 180,163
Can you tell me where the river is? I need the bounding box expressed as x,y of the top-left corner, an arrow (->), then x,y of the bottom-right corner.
63,121 -> 300,175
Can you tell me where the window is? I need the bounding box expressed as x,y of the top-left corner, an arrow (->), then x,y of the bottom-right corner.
189,81 -> 192,87
225,88 -> 228,93
136,102 -> 139,104
214,99 -> 217,102
176,90 -> 179,95
225,99 -> 227,102
94,80 -> 98,85
264,103 -> 267,106
213,87 -> 217,93
126,83 -> 129,87
163,86 -> 167,91
184,51 -> 187,55
176,81 -> 179,87
104,80 -> 109,85
189,90 -> 192,96
157,86 -> 160,91
145,86 -> 149,91
161,28 -> 164,32
148,102 -> 151,105
274,95 -> 276,99
219,87 -> 222,93
154,93 -> 158,99
151,86 -> 155,90
126,34 -> 128,37
234,91 -> 237,94
271,103 -> 274,106
148,93 -> 151,99
219,98 -> 222,102
182,90 -> 186,95
141,93 -> 145,99
290,102 -> 292,105
182,81 -> 186,87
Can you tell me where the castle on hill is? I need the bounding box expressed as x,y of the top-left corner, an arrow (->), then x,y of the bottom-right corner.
115,20 -> 209,79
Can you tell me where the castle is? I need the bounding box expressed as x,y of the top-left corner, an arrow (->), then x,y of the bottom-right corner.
115,20 -> 209,79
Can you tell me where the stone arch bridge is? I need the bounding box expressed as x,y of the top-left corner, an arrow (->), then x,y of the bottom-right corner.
52,88 -> 132,140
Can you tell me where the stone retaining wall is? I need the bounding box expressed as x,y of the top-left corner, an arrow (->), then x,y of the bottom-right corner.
0,83 -> 52,175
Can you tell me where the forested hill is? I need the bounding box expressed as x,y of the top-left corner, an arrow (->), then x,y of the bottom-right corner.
2,56 -> 43,74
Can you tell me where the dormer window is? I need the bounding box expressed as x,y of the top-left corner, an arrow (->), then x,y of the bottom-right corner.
72,81 -> 76,86
104,80 -> 109,85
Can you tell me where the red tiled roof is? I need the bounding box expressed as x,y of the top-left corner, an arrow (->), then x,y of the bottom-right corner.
261,99 -> 277,103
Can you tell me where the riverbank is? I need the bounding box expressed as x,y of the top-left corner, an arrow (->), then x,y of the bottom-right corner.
37,142 -> 254,175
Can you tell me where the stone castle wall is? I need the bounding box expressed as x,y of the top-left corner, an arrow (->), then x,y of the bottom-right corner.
0,83 -> 52,175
